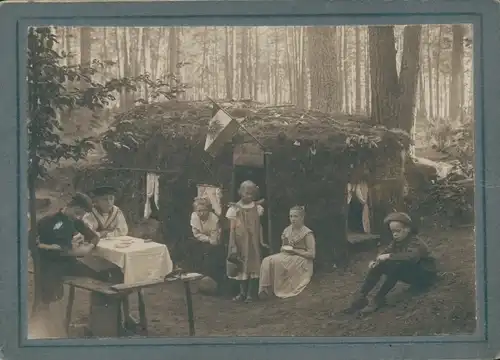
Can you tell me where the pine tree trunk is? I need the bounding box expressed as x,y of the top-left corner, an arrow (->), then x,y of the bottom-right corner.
397,25 -> 422,133
369,25 -> 399,127
253,28 -> 260,101
224,27 -> 232,99
435,25 -> 443,118
449,24 -> 465,121
308,27 -> 340,112
355,26 -> 362,113
427,26 -> 434,118
240,27 -> 248,98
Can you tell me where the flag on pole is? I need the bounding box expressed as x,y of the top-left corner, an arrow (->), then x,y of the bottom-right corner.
204,102 -> 242,157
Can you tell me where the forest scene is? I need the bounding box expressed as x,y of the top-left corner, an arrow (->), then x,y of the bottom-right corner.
27,24 -> 475,339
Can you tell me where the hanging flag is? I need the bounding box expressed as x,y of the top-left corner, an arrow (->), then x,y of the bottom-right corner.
204,102 -> 242,157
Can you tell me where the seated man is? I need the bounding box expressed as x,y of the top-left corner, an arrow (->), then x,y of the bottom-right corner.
83,186 -> 128,238
344,212 -> 437,314
35,193 -> 121,313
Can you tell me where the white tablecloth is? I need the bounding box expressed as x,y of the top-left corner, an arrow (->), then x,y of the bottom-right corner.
93,236 -> 173,285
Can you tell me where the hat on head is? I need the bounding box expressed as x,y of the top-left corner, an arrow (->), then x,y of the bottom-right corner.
90,186 -> 117,197
383,212 -> 412,227
67,192 -> 93,212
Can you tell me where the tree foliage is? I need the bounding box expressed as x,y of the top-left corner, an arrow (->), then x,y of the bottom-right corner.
27,27 -> 144,179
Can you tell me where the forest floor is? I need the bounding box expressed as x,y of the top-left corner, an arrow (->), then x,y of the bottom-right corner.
27,163 -> 477,338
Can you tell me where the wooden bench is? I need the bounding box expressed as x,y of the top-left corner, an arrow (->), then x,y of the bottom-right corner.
29,270 -> 204,337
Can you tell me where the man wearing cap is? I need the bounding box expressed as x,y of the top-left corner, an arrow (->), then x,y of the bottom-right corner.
35,193 -> 106,312
344,212 -> 437,314
83,186 -> 129,238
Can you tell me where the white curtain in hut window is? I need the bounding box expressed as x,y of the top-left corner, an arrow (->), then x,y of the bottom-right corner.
346,182 -> 371,234
197,184 -> 223,216
144,173 -> 160,219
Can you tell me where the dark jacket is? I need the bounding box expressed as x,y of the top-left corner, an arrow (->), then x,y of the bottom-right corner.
380,235 -> 437,272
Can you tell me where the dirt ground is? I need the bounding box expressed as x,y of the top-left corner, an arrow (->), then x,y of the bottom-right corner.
27,165 -> 476,338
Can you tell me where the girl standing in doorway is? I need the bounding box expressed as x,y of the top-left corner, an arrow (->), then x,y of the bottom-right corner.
226,180 -> 268,302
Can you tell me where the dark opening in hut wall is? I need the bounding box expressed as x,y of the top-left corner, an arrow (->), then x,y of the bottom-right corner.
95,100 -> 410,266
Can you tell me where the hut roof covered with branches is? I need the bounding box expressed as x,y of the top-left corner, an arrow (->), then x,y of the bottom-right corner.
102,99 -> 410,159
79,100 -> 411,265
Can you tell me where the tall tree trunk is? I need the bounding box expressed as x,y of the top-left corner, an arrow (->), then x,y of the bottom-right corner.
369,26 -> 399,127
114,28 -> 125,108
308,27 -> 340,112
247,29 -> 253,99
355,26 -> 362,113
417,63 -> 427,119
224,27 -> 232,99
337,30 -> 344,111
201,27 -> 208,95
435,25 -> 443,118
449,24 -> 465,121
141,27 -> 150,102
240,27 -> 248,98
297,27 -> 307,109
397,25 -> 422,133
285,29 -> 294,104
213,27 -> 219,98
364,27 -> 371,114
254,28 -> 260,101
122,28 -> 132,109
343,27 -> 350,113
80,27 -> 92,67
102,28 -> 108,77
427,26 -> 434,118
231,28 -> 237,99
169,27 -> 178,89
274,28 -> 279,104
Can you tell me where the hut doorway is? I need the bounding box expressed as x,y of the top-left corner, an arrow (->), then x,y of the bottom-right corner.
231,142 -> 269,243
347,195 -> 365,233
346,182 -> 380,245
232,165 -> 267,203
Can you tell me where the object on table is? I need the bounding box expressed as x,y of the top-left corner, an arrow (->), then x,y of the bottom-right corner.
114,243 -> 131,249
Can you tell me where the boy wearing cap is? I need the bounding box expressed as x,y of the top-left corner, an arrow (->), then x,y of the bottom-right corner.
344,212 -> 437,314
83,186 -> 129,238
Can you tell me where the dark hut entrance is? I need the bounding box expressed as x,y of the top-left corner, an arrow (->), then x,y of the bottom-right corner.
347,195 -> 365,233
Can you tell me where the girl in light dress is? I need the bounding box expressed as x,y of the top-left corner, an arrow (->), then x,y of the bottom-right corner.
258,206 -> 316,299
226,180 -> 269,302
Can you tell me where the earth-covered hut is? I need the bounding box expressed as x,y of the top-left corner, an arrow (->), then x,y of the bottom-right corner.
77,100 -> 410,267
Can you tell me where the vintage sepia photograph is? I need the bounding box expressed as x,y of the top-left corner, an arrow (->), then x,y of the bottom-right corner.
26,24 -> 475,339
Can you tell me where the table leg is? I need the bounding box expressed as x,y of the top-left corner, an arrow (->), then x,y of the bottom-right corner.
65,285 -> 75,334
183,281 -> 195,336
137,290 -> 148,335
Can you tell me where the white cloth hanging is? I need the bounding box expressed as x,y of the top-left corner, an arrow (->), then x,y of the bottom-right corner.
197,184 -> 222,216
144,173 -> 160,219
346,182 -> 371,234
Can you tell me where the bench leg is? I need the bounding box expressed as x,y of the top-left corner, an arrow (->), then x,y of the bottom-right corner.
183,282 -> 195,336
89,293 -> 122,337
122,295 -> 140,330
137,290 -> 148,335
65,285 -> 76,335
